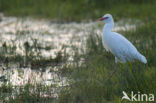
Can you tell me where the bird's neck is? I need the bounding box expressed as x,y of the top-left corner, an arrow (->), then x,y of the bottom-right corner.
103,22 -> 114,33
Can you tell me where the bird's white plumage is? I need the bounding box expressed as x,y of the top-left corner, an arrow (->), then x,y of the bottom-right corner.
100,14 -> 147,64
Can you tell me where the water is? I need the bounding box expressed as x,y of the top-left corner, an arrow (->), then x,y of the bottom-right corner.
0,16 -> 139,58
0,16 -> 142,99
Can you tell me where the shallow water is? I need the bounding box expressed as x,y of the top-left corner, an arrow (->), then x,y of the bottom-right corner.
0,16 -> 142,87
0,16 -> 139,58
0,16 -> 143,100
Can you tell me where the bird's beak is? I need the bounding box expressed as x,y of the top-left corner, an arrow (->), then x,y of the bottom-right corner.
98,17 -> 108,21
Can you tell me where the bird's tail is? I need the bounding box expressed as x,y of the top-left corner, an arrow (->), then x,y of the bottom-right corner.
137,53 -> 147,64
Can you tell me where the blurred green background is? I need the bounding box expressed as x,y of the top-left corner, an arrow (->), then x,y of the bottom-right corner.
0,0 -> 156,21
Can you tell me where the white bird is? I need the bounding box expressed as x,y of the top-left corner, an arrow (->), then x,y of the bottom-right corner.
99,14 -> 147,77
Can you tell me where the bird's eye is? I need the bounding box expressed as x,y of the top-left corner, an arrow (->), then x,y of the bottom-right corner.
104,17 -> 109,19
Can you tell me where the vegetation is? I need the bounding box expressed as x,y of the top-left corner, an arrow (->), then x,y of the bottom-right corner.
57,22 -> 156,103
0,0 -> 156,21
0,0 -> 156,103
0,39 -> 67,69
0,21 -> 155,102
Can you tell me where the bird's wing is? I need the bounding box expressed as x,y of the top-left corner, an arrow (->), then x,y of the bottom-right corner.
108,32 -> 138,61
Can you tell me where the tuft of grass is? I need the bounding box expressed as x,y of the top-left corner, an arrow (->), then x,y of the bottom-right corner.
0,83 -> 56,103
0,38 -> 68,69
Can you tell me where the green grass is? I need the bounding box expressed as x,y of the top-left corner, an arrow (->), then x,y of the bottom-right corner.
0,83 -> 56,103
0,16 -> 155,103
57,22 -> 156,103
1,22 -> 156,102
0,1 -> 156,102
0,39 -> 68,69
0,23 -> 155,102
0,0 -> 156,21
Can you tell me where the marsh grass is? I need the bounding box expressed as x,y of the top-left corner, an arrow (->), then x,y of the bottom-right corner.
0,1 -> 156,102
0,38 -> 67,69
0,23 -> 155,102
0,40 -> 67,102
0,22 -> 155,102
57,22 -> 156,103
0,83 -> 57,103
0,0 -> 156,21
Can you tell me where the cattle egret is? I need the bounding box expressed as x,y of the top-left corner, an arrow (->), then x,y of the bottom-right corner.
99,14 -> 147,77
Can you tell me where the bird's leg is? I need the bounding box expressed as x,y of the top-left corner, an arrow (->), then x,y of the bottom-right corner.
110,63 -> 118,78
130,63 -> 133,73
110,57 -> 118,78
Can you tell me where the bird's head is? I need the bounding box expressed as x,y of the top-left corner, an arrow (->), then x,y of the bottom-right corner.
99,14 -> 113,23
